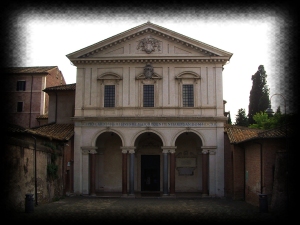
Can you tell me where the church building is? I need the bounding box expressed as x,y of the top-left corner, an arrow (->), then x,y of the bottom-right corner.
66,22 -> 233,197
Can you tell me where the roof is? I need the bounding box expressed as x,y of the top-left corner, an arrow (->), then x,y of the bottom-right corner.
6,123 -> 74,141
225,124 -> 292,144
66,21 -> 233,61
4,66 -> 58,74
43,83 -> 76,92
6,123 -> 27,133
27,123 -> 74,141
224,124 -> 262,144
36,114 -> 48,119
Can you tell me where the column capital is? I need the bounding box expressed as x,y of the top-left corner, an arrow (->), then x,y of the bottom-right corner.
201,146 -> 217,155
209,149 -> 216,155
202,149 -> 209,154
161,146 -> 176,154
81,146 -> 98,155
121,146 -> 136,154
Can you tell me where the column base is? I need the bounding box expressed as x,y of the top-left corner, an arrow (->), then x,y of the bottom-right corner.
127,194 -> 136,198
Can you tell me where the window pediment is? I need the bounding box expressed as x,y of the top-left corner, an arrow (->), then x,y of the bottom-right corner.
136,63 -> 162,80
97,72 -> 122,80
136,72 -> 162,80
175,71 -> 201,80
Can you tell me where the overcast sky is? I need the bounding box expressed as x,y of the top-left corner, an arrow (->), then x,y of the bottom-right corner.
8,7 -> 292,123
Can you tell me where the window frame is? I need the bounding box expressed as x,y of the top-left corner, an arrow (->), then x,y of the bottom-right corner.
182,84 -> 194,107
104,85 -> 115,108
16,80 -> 26,91
143,84 -> 154,107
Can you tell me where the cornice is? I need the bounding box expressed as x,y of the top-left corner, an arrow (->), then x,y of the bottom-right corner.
71,116 -> 228,122
77,28 -> 221,59
71,57 -> 228,65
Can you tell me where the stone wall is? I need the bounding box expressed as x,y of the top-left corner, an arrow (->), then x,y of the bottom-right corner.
4,134 -> 64,212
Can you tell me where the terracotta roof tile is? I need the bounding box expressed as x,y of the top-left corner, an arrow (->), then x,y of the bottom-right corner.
36,114 -> 48,119
26,123 -> 74,141
5,123 -> 74,141
6,123 -> 27,133
43,83 -> 76,92
258,125 -> 292,139
225,124 -> 293,144
224,124 -> 261,144
4,66 -> 58,74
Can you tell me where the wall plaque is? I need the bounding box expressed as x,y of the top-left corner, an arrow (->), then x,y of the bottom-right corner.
176,158 -> 196,167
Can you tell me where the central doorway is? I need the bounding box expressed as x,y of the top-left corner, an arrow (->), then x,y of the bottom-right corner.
141,155 -> 160,191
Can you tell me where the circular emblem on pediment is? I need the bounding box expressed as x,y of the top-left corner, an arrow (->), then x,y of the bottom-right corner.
137,35 -> 160,54
144,63 -> 153,79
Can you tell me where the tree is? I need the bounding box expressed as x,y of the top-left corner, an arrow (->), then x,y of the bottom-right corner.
248,65 -> 270,124
249,106 -> 293,129
248,111 -> 272,129
234,108 -> 249,126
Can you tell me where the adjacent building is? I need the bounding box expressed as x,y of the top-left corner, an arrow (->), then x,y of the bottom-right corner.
66,22 -> 233,197
4,66 -> 66,128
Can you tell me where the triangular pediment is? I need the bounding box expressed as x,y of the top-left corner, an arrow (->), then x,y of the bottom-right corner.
66,22 -> 232,63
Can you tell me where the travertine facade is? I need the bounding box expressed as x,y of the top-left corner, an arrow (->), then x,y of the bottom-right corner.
66,22 -> 232,197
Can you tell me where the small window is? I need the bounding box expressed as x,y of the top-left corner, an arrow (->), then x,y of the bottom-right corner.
143,85 -> 154,107
182,84 -> 194,107
17,102 -> 23,112
17,81 -> 26,91
104,85 -> 115,107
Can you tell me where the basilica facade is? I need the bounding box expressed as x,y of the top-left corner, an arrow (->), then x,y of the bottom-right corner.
66,22 -> 232,197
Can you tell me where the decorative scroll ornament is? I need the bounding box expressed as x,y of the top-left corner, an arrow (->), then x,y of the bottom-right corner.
144,63 -> 154,79
137,35 -> 160,54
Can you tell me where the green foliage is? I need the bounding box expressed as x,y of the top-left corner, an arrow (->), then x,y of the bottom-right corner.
43,142 -> 57,151
249,107 -> 292,129
234,108 -> 249,126
249,111 -> 271,129
47,153 -> 58,180
47,163 -> 58,180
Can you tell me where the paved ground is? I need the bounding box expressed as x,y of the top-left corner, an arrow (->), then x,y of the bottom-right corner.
8,195 -> 290,223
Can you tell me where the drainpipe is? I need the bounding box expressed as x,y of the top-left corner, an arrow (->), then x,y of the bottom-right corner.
31,135 -> 38,206
29,75 -> 33,128
254,142 -> 263,194
55,91 -> 58,123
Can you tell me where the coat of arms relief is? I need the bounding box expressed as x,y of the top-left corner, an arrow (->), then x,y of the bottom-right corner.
137,35 -> 161,54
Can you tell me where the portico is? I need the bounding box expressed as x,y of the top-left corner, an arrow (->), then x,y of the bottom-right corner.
67,21 -> 232,197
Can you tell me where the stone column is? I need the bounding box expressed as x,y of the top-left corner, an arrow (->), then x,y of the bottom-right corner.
120,147 -> 128,197
81,146 -> 98,195
162,149 -> 169,195
89,149 -> 97,196
169,149 -> 176,196
202,149 -> 209,196
128,149 -> 135,197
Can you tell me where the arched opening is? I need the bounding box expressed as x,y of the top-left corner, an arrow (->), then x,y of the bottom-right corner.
134,131 -> 163,192
95,131 -> 122,193
175,131 -> 203,192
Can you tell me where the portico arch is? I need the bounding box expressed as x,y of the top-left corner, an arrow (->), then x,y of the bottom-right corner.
91,129 -> 125,147
93,131 -> 123,194
133,131 -> 164,194
174,130 -> 205,194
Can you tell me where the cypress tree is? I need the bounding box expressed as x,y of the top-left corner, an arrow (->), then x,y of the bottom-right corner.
248,65 -> 270,125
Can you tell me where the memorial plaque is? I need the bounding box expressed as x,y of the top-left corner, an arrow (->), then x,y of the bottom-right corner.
176,158 -> 196,167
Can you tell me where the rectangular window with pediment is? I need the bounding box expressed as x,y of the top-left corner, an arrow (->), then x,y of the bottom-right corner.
104,85 -> 115,107
182,84 -> 194,107
143,85 -> 154,107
